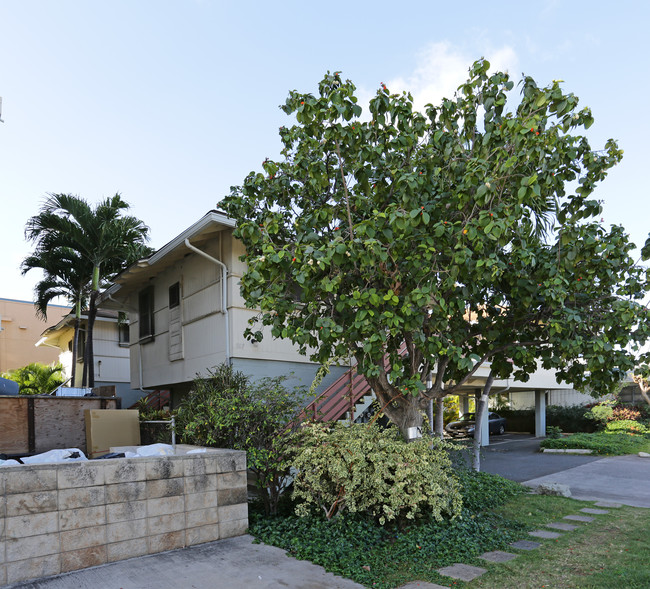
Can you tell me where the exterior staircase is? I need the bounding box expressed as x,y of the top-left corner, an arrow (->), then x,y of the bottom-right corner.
299,343 -> 407,423
129,389 -> 170,411
299,367 -> 373,423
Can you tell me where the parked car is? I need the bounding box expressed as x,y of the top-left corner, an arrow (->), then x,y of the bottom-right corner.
445,412 -> 506,437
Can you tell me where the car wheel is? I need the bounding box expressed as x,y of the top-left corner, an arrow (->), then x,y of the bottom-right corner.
497,424 -> 505,435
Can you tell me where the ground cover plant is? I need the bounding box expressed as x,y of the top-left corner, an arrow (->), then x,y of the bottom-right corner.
250,486 -> 650,588
540,431 -> 650,455
249,468 -> 527,588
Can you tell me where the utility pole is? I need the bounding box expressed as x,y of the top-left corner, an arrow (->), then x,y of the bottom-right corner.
0,97 -> 4,122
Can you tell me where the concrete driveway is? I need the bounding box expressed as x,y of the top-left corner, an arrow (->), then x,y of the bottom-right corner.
475,434 -> 650,508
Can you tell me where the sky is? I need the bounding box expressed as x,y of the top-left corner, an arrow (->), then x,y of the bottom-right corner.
1,0 -> 648,304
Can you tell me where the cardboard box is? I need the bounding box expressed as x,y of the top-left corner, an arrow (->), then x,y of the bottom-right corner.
84,409 -> 140,458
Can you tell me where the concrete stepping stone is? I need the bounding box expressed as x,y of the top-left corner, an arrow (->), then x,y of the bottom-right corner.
437,563 -> 487,581
479,550 -> 519,563
594,501 -> 622,508
529,530 -> 563,539
546,522 -> 578,531
580,508 -> 609,515
510,540 -> 542,550
564,514 -> 595,522
398,581 -> 449,589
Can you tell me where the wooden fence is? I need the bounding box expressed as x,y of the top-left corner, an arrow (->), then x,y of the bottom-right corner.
0,394 -> 118,456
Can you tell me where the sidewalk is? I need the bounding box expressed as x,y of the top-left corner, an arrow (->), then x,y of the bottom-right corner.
9,534 -> 364,589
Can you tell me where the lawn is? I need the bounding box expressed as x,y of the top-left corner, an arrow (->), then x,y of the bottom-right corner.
540,431 -> 650,455
475,495 -> 650,589
249,487 -> 650,588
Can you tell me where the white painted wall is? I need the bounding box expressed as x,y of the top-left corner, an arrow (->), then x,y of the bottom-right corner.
127,231 -> 319,390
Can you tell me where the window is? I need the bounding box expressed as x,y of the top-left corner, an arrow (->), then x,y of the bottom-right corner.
76,330 -> 86,361
118,323 -> 130,347
169,282 -> 180,308
138,286 -> 155,342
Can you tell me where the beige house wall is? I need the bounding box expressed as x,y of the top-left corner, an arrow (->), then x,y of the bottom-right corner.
126,229 -> 313,391
0,298 -> 71,373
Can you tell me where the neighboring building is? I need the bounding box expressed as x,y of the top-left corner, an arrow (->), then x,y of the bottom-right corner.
100,210 -> 348,407
37,309 -> 144,407
0,298 -> 71,373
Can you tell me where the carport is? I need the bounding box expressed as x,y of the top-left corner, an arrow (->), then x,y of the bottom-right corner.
453,362 -> 579,447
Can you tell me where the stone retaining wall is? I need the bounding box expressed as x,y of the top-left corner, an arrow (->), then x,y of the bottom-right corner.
0,448 -> 247,586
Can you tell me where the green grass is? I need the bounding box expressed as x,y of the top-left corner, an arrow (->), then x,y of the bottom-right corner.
474,495 -> 650,589
249,484 -> 650,588
540,431 -> 650,455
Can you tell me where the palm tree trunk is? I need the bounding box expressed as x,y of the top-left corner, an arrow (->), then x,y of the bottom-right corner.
84,289 -> 98,388
71,318 -> 79,385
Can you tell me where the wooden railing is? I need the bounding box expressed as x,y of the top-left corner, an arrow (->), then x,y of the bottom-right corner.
298,367 -> 371,423
299,343 -> 407,423
130,389 -> 170,411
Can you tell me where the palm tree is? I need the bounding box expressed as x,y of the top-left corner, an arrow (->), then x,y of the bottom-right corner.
22,246 -> 91,385
24,193 -> 150,387
1,362 -> 66,395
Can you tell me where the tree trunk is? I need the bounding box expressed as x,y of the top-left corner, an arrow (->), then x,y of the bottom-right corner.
83,289 -> 98,388
374,388 -> 424,441
435,397 -> 445,439
71,306 -> 80,386
472,371 -> 495,472
633,376 -> 650,405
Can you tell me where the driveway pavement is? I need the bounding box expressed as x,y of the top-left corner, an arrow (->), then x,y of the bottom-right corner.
8,434 -> 650,588
473,433 -> 650,508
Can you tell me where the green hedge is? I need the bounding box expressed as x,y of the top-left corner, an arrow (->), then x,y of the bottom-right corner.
498,405 -> 597,433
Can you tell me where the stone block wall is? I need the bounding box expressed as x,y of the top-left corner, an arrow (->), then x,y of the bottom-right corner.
0,448 -> 247,586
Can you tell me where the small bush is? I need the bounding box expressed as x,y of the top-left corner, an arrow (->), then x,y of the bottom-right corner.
455,469 -> 525,513
175,364 -> 305,515
291,422 -> 462,526
611,406 -> 642,422
584,401 -> 614,428
546,425 -> 563,439
605,420 -> 648,435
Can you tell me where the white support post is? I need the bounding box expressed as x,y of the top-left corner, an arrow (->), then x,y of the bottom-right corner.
460,395 -> 470,417
476,389 -> 489,447
535,389 -> 546,437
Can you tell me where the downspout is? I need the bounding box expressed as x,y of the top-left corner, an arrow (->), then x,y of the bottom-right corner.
184,238 -> 230,366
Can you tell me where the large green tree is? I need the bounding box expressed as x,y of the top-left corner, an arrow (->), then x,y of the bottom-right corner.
24,193 -> 151,387
223,60 -> 650,439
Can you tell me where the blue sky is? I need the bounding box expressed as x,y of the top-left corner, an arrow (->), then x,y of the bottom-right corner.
1,0 -> 648,303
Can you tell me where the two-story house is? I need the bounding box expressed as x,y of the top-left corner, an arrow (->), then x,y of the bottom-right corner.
99,210 -> 349,407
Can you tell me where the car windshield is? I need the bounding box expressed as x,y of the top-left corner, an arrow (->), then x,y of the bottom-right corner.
459,413 -> 475,421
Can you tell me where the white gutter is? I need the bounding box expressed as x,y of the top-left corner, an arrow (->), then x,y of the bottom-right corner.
184,238 -> 230,366
149,211 -> 235,266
